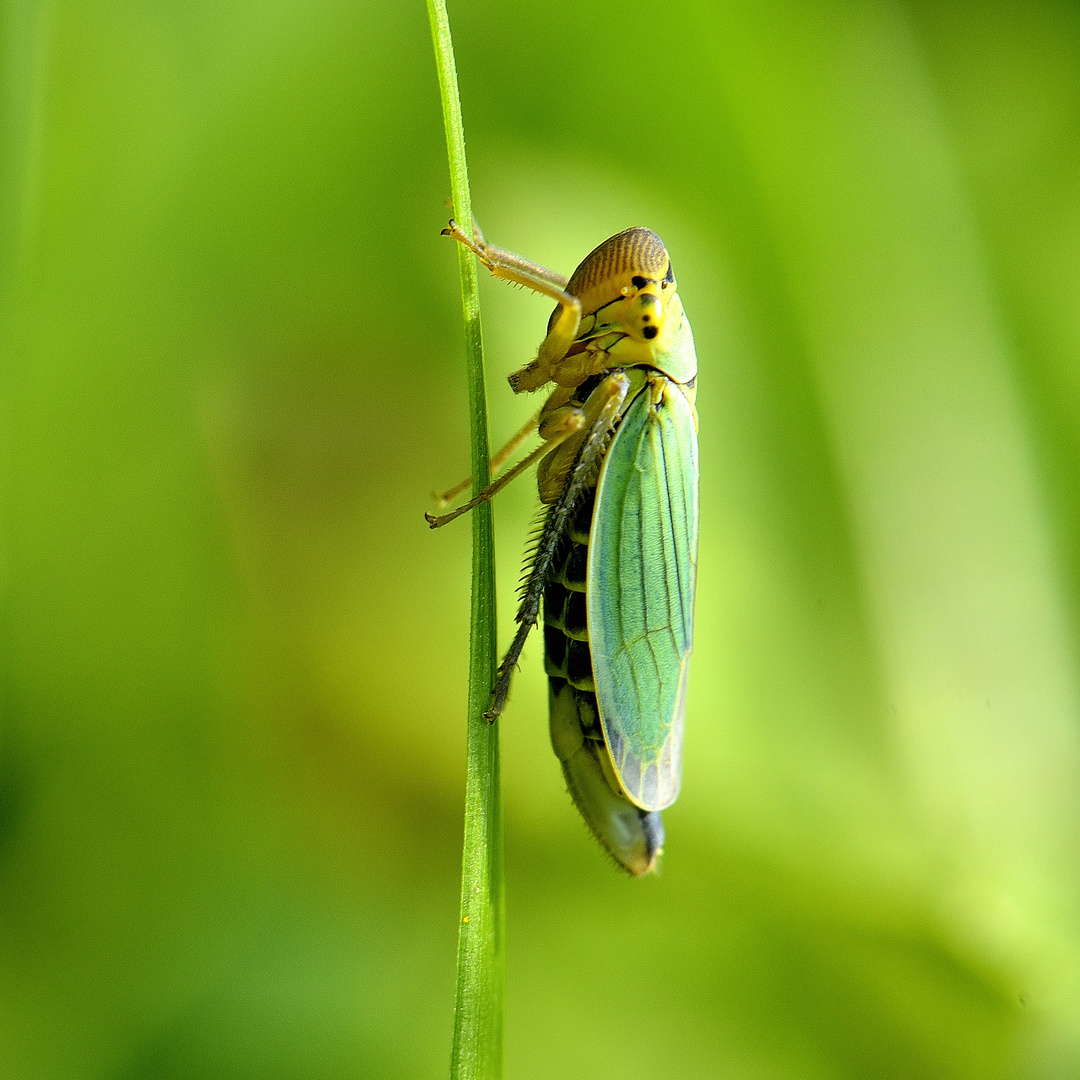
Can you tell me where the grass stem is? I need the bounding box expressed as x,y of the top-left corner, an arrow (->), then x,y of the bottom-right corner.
425,3 -> 504,1078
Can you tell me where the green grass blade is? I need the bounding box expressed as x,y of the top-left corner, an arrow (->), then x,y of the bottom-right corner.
425,2 -> 504,1078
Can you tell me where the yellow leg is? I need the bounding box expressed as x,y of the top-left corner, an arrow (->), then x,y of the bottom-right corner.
432,410 -> 540,510
425,406 -> 586,529
442,219 -> 570,292
442,219 -> 582,392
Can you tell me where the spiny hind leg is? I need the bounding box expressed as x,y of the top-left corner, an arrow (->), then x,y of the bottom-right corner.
485,370 -> 630,719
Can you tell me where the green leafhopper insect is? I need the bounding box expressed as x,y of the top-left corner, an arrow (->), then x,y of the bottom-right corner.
429,221 -> 698,876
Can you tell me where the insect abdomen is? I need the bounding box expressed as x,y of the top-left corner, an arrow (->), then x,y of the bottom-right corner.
543,488 -> 665,875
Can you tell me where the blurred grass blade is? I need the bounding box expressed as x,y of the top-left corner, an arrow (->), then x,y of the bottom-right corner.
425,1 -> 504,1077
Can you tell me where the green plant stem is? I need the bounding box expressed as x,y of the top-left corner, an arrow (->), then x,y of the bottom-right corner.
425,2 -> 503,1078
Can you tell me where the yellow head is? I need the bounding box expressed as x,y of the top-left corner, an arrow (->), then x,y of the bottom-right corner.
514,227 -> 688,393
554,227 -> 677,362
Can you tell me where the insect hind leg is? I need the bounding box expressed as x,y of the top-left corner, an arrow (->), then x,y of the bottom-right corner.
485,370 -> 629,720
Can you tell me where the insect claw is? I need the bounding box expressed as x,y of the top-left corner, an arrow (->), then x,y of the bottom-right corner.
486,686 -> 510,721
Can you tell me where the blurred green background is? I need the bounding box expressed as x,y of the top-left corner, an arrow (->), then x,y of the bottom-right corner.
3,0 -> 1080,1076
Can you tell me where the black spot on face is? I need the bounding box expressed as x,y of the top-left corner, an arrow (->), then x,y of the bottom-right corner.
643,325 -> 658,340
642,314 -> 650,322
663,261 -> 675,285
631,275 -> 648,289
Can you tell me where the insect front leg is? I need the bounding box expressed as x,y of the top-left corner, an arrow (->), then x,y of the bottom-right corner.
485,370 -> 630,721
442,219 -> 581,393
442,218 -> 570,291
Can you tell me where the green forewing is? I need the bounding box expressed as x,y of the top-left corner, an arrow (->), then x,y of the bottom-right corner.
588,378 -> 699,811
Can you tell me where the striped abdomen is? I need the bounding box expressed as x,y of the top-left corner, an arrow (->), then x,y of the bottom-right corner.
543,485 -> 665,874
